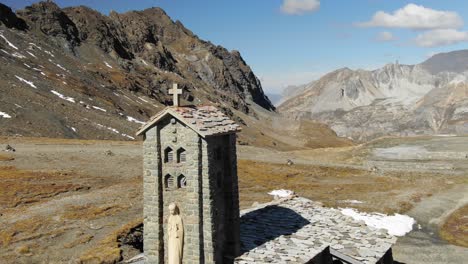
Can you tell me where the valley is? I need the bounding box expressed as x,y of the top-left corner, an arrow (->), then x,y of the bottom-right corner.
0,1 -> 467,263
0,135 -> 466,263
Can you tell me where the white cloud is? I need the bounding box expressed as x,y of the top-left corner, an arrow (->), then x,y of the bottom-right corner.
414,29 -> 468,47
281,0 -> 320,15
358,4 -> 463,30
376,31 -> 397,42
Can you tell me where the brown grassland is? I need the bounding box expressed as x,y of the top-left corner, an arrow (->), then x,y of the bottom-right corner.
238,160 -> 465,214
0,153 -> 14,161
0,136 -> 466,263
0,166 -> 86,210
439,205 -> 468,248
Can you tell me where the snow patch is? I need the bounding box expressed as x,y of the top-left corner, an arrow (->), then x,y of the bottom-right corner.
122,134 -> 136,140
127,116 -> 145,125
0,111 -> 12,118
339,200 -> 364,204
79,101 -> 91,109
268,189 -> 294,198
138,97 -> 149,103
96,124 -> 119,134
123,95 -> 134,102
97,124 -> 136,140
12,52 -> 26,59
26,51 -> 37,58
0,33 -> 18,50
340,208 -> 415,236
56,64 -> 68,72
51,90 -> 75,103
28,43 -> 42,51
92,106 -> 107,112
15,75 -> 37,89
44,50 -> 55,57
104,61 -> 113,68
48,59 -> 69,72
71,127 -> 77,132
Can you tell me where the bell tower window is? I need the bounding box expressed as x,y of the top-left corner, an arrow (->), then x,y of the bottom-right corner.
164,147 -> 173,163
177,148 -> 186,163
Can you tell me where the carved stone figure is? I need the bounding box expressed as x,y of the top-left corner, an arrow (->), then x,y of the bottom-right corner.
168,203 -> 184,264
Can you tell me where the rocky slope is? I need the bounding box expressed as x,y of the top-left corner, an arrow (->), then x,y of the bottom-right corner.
278,52 -> 468,141
0,1 -> 274,140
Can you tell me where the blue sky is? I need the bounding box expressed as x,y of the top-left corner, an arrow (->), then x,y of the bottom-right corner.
4,0 -> 468,93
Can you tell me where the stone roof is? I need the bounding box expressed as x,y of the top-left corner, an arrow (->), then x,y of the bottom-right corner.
136,106 -> 241,137
235,196 -> 397,264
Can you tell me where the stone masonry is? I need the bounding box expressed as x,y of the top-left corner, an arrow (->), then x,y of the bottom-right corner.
137,104 -> 241,264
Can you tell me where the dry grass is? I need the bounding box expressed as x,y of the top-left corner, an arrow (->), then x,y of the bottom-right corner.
62,204 -> 130,221
299,121 -> 354,149
0,166 -> 87,209
64,234 -> 94,249
238,160 -> 463,214
78,218 -> 142,264
0,218 -> 43,247
0,154 -> 14,161
439,205 -> 468,248
0,136 -> 141,145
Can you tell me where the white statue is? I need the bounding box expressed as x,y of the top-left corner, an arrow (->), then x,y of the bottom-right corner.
168,203 -> 184,264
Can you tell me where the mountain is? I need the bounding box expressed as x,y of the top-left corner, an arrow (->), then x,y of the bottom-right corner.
278,52 -> 468,141
277,83 -> 313,106
420,50 -> 468,75
0,1 -> 274,140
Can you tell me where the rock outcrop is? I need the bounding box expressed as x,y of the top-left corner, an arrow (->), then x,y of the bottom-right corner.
0,1 -> 274,140
0,3 -> 27,30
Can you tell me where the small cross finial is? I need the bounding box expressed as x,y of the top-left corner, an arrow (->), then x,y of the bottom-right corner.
168,83 -> 183,107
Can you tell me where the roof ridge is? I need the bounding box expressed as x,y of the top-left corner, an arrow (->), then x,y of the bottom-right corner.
135,105 -> 241,137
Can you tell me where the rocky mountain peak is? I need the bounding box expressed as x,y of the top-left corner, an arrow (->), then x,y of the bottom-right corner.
0,3 -> 27,30
16,1 -> 80,46
0,1 -> 274,140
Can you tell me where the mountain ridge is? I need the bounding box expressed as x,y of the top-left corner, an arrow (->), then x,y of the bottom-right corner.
0,1 -> 275,140
278,51 -> 468,141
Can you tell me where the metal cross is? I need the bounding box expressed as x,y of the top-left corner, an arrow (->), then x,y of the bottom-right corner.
169,83 -> 183,107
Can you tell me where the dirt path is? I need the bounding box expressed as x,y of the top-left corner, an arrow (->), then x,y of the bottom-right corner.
393,185 -> 468,263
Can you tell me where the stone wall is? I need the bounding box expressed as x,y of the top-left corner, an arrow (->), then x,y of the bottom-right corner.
206,134 -> 240,262
143,125 -> 163,263
143,115 -> 240,264
160,117 -> 203,263
143,116 -> 206,264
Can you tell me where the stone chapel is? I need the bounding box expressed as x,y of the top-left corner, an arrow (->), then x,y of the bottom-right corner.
136,84 -> 242,264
